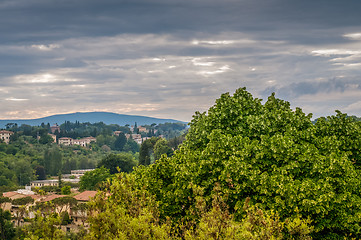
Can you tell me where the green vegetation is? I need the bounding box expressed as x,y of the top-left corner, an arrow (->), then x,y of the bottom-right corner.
0,121 -> 185,191
79,167 -> 111,191
97,152 -> 137,174
87,88 -> 361,239
4,87 -> 361,239
0,209 -> 15,240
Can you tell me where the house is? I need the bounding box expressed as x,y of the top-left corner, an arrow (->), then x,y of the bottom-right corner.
30,178 -> 80,188
0,130 -> 13,144
50,124 -> 60,134
71,191 -> 97,226
73,137 -> 96,147
113,131 -> 122,136
58,137 -> 73,146
2,190 -> 41,226
125,134 -> 153,144
39,194 -> 66,203
30,180 -> 59,187
71,169 -> 94,178
138,126 -> 148,133
58,136 -> 96,147
73,191 -> 97,202
1,189 -> 96,230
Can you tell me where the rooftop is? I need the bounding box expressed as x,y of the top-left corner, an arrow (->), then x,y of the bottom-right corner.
73,191 -> 97,201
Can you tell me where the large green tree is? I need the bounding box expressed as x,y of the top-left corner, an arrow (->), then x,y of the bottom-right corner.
98,152 -> 137,174
79,167 -> 111,191
130,88 -> 361,239
139,137 -> 159,166
43,147 -> 62,176
153,138 -> 173,160
114,132 -> 127,151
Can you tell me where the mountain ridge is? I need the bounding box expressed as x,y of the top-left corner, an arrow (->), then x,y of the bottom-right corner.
0,112 -> 186,128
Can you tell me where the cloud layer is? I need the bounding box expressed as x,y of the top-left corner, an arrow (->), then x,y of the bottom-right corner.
1,0 -> 361,121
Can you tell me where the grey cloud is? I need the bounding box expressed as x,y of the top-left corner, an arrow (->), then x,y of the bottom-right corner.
263,77 -> 361,99
2,0 -> 361,44
1,0 -> 361,121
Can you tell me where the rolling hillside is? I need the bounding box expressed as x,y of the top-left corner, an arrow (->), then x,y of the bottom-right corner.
0,112 -> 186,128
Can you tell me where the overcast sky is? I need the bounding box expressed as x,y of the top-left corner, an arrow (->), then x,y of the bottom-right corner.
1,0 -> 361,122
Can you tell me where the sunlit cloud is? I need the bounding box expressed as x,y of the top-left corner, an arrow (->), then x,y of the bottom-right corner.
14,73 -> 58,83
152,58 -> 166,61
31,44 -> 60,51
197,65 -> 231,76
5,97 -> 28,101
332,63 -> 361,68
191,58 -> 215,66
148,70 -> 163,73
311,49 -> 361,56
343,33 -> 361,40
12,72 -> 80,84
192,40 -> 235,45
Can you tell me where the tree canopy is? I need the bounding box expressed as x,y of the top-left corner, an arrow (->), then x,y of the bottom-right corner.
79,167 -> 111,191
97,152 -> 137,174
103,87 -> 361,239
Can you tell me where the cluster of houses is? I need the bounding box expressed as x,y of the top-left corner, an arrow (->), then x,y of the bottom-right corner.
1,169 -> 97,231
57,136 -> 97,147
126,133 -> 151,144
0,123 -> 98,147
0,129 -> 97,147
2,188 -> 97,230
1,124 -> 165,148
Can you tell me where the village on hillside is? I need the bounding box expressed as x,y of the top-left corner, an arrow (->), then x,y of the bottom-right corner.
0,121 -> 187,236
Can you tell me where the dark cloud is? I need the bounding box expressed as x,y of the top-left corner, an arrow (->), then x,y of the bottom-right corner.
2,0 -> 361,44
1,0 -> 361,120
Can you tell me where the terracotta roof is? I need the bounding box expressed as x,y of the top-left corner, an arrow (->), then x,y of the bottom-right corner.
73,191 -> 97,201
0,130 -> 13,134
2,192 -> 26,199
40,194 -> 66,202
30,195 -> 42,200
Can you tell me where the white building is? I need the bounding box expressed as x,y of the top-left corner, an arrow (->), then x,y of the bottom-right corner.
58,137 -> 96,146
71,169 -> 95,178
58,137 -> 73,146
0,130 -> 13,144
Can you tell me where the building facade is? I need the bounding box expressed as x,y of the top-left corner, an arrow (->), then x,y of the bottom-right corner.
0,130 -> 13,144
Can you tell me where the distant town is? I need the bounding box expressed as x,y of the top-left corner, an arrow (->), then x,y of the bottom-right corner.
0,120 -> 187,236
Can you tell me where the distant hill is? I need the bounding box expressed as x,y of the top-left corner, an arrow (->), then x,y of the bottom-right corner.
0,112 -> 186,128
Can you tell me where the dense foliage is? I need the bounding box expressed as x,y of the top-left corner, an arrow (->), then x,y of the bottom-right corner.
88,87 -> 361,239
0,209 -> 15,240
0,121 -> 184,191
4,87 -> 361,239
79,167 -> 111,191
97,153 -> 137,174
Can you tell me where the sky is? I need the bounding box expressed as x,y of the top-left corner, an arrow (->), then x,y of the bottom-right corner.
1,0 -> 361,122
